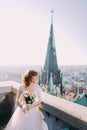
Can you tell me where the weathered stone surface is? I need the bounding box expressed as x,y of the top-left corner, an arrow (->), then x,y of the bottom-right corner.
0,81 -> 87,130
0,95 -> 11,126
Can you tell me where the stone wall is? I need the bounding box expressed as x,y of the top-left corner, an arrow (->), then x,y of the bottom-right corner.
40,92 -> 87,130
0,81 -> 87,130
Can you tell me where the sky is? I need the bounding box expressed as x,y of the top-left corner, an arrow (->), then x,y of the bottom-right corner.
0,0 -> 87,66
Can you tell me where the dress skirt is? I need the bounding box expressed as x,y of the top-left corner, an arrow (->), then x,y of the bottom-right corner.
5,106 -> 48,130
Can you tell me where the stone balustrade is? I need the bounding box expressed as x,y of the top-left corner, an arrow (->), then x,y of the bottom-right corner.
0,81 -> 87,130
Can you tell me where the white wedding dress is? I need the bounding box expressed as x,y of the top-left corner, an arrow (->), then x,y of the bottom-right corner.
5,85 -> 48,130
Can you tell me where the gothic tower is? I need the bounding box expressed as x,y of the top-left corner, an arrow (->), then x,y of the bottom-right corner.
42,10 -> 61,89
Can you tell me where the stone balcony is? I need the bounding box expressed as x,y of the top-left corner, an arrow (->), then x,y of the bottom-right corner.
0,81 -> 87,130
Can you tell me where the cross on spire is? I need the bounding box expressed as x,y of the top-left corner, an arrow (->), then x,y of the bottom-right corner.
51,9 -> 55,24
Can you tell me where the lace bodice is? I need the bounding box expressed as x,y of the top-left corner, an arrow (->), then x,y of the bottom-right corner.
17,84 -> 41,104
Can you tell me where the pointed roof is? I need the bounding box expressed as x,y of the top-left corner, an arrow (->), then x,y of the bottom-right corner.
44,11 -> 58,74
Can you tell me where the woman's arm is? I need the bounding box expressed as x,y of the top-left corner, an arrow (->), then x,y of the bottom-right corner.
27,99 -> 41,110
16,86 -> 27,113
16,97 -> 23,109
29,100 -> 41,109
16,86 -> 23,108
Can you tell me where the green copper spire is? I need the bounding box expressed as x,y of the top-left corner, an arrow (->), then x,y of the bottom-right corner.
48,72 -> 54,93
44,10 -> 58,72
42,10 -> 61,86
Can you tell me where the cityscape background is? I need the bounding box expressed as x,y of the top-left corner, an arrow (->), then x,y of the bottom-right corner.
0,0 -> 86,103
0,65 -> 87,101
0,1 -> 87,129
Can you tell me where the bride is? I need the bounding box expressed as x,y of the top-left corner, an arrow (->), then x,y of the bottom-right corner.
5,70 -> 48,130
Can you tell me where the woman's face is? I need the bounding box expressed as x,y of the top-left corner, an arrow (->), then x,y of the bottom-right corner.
31,76 -> 38,84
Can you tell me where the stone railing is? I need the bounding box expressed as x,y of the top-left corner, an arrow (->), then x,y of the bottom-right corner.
0,81 -> 87,130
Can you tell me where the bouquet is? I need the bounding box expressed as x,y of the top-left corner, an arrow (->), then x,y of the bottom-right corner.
23,90 -> 35,104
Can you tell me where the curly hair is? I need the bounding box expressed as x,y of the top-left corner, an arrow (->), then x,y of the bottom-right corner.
22,70 -> 38,87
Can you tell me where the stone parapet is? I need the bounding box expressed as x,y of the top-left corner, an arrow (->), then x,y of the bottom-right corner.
41,92 -> 87,130
0,81 -> 87,130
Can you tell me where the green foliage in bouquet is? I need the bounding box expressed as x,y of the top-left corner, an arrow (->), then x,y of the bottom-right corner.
24,91 -> 35,104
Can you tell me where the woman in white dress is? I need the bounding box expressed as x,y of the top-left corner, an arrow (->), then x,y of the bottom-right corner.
5,70 -> 48,130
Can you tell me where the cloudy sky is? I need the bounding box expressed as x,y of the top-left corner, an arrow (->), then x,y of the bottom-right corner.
0,0 -> 87,66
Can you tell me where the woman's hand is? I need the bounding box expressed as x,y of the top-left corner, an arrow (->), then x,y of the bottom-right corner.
26,104 -> 32,110
22,104 -> 27,113
26,101 -> 41,110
